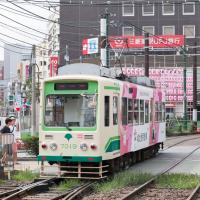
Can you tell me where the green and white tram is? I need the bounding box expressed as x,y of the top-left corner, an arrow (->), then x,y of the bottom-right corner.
38,63 -> 166,179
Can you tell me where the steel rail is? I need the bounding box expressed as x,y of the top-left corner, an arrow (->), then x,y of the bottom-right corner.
63,182 -> 94,200
50,182 -> 94,200
1,177 -> 58,200
121,146 -> 200,200
186,184 -> 200,200
162,136 -> 200,151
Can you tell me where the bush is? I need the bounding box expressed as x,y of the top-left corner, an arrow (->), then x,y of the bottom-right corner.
22,134 -> 39,156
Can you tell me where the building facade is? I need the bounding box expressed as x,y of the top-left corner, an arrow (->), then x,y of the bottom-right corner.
36,40 -> 50,81
60,0 -> 200,119
47,6 -> 60,77
60,0 -> 200,65
0,61 -> 4,105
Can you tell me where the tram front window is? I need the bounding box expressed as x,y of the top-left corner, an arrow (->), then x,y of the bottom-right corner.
45,94 -> 97,127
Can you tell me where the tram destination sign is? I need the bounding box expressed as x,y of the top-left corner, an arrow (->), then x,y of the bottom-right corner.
54,83 -> 88,90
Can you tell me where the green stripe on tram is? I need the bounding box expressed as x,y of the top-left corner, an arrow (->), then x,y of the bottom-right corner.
104,86 -> 120,91
37,155 -> 102,162
105,136 -> 120,152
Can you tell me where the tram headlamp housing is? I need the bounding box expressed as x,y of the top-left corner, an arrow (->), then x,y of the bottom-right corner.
90,144 -> 97,150
50,143 -> 57,151
80,143 -> 88,151
41,142 -> 47,149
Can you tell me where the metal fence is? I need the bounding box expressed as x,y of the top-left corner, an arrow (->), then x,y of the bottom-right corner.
166,118 -> 200,136
0,133 -> 14,166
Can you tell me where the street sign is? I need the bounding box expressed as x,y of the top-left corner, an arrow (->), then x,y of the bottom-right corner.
82,38 -> 99,55
109,35 -> 184,49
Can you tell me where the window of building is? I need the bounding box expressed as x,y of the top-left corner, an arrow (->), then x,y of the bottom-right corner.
133,99 -> 139,125
183,25 -> 195,38
183,2 -> 195,15
105,96 -> 110,126
162,3 -> 175,15
43,61 -> 47,66
113,96 -> 118,125
140,100 -> 144,124
122,2 -> 134,16
142,3 -> 154,16
122,98 -> 128,125
162,26 -> 175,35
40,61 -> 43,66
128,99 -> 133,124
122,26 -> 135,36
145,100 -> 149,123
142,26 -> 155,35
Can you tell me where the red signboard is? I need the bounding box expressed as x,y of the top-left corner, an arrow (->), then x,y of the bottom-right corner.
82,38 -> 99,55
122,67 -> 193,102
109,35 -> 184,49
50,56 -> 58,77
82,39 -> 88,55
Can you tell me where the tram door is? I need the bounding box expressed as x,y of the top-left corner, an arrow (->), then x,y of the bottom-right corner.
104,94 -> 119,130
103,94 -> 120,158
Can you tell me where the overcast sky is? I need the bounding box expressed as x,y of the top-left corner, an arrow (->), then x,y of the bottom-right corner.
0,1 -> 53,60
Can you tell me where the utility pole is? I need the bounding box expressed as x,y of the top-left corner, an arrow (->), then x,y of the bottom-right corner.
193,41 -> 197,131
65,44 -> 70,65
31,45 -> 36,136
144,32 -> 149,77
183,44 -> 187,130
100,12 -> 109,68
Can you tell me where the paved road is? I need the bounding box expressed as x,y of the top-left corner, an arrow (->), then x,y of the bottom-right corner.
130,134 -> 200,174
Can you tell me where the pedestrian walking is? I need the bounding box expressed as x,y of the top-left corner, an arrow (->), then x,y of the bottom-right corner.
9,116 -> 18,165
0,118 -> 12,164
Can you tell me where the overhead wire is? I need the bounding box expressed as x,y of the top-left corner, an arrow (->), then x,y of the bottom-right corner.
7,0 -> 99,29
0,3 -> 47,21
0,21 -> 46,40
0,12 -> 48,36
0,24 -> 43,42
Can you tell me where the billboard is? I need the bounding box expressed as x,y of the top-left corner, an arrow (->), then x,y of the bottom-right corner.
82,38 -> 99,55
122,67 -> 193,102
109,35 -> 184,49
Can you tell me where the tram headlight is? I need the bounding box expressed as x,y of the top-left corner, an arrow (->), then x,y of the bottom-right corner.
90,144 -> 97,150
80,143 -> 88,151
41,142 -> 47,149
50,143 -> 57,151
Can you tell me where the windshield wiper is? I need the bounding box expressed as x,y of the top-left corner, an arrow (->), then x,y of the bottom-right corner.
66,123 -> 72,131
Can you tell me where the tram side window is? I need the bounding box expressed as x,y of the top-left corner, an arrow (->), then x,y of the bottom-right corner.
122,98 -> 127,125
113,96 -> 118,125
133,99 -> 139,125
155,103 -> 158,122
105,96 -> 110,126
155,102 -> 162,122
158,103 -> 162,121
128,99 -> 133,124
145,100 -> 149,123
162,103 -> 165,122
140,100 -> 144,124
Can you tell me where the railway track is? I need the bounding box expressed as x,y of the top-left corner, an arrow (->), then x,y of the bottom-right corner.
119,145 -> 200,200
163,135 -> 200,151
186,184 -> 200,200
0,177 -> 94,200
